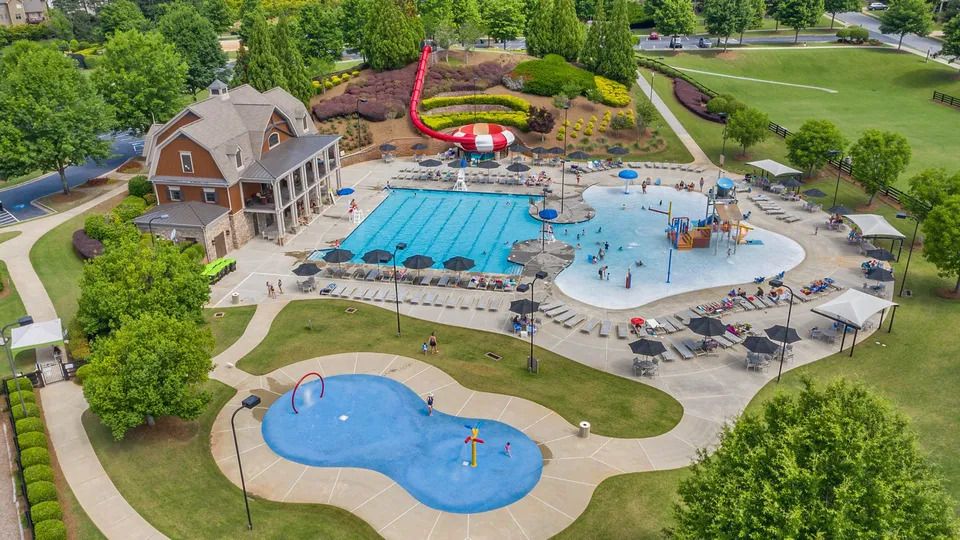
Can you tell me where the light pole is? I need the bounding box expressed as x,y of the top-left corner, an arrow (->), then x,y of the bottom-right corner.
355,98 -> 368,146
649,71 -> 655,101
560,158 -> 567,214
2,315 -> 33,416
516,270 -> 548,373
717,112 -> 728,180
392,242 -> 407,337
768,279 -> 794,383
472,77 -> 480,121
896,212 -> 920,297
827,149 -> 844,209
147,213 -> 169,247
561,103 -> 570,155
230,394 -> 261,530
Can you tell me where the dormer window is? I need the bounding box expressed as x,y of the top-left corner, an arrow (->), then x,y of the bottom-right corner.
179,151 -> 194,173
235,146 -> 243,169
268,132 -> 280,148
302,117 -> 308,131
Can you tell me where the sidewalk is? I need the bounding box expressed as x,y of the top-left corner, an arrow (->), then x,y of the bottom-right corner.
634,72 -> 713,166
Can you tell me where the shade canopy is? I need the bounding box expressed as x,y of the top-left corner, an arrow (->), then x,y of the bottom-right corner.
403,255 -> 434,269
803,188 -> 827,198
743,336 -> 780,354
323,249 -> 354,264
531,147 -> 548,154
688,317 -> 727,337
811,289 -> 898,330
746,159 -> 801,178
379,143 -> 397,152
443,256 -> 475,272
362,249 -> 393,264
866,248 -> 896,262
419,159 -> 442,167
827,205 -> 851,215
844,214 -> 906,239
509,298 -> 539,316
292,263 -> 321,276
765,325 -> 801,344
538,208 -> 559,220
477,160 -> 500,169
608,146 -> 629,155
507,163 -> 531,172
8,319 -> 65,356
547,146 -> 564,155
865,267 -> 895,282
448,158 -> 468,169
411,143 -> 428,150
509,142 -> 528,152
618,169 -> 638,180
629,339 -> 667,357
567,151 -> 591,160
780,178 -> 802,188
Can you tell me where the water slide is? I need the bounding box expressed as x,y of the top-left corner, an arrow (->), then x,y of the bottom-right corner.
409,45 -> 515,153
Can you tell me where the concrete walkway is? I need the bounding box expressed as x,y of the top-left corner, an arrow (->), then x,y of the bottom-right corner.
634,72 -> 713,166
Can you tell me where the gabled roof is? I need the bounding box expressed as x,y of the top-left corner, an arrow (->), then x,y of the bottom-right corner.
844,214 -> 906,239
134,202 -> 229,229
812,289 -> 897,329
746,159 -> 801,178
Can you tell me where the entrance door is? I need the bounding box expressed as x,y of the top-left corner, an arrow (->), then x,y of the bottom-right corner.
213,233 -> 227,258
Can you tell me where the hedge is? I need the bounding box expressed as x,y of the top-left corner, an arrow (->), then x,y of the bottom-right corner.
17,432 -> 47,450
421,94 -> 531,113
15,417 -> 44,435
34,519 -> 67,540
9,390 -> 35,403
26,481 -> 58,505
127,175 -> 151,198
594,76 -> 630,107
30,501 -> 62,524
114,195 -> 148,222
636,56 -> 718,99
24,465 -> 55,485
421,111 -> 529,131
12,402 -> 41,420
21,447 -> 50,468
7,377 -> 32,393
512,54 -> 596,97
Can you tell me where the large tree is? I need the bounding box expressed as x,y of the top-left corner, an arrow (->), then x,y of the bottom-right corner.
942,15 -> 960,63
0,47 -> 114,194
823,0 -> 859,28
298,1 -> 344,62
94,30 -> 187,133
551,0 -> 585,61
157,2 -> 227,98
362,0 -> 422,68
849,129 -> 911,205
776,0 -> 824,43
457,0 -> 485,59
242,10 -> 286,90
785,119 -> 847,176
880,0 -> 934,49
726,106 -> 769,156
481,0 -> 526,48
702,0 -> 740,48
652,0 -> 696,37
599,0 -> 636,83
527,106 -> 556,140
922,195 -> 960,294
201,0 -> 235,34
419,0 -> 453,38
339,0 -> 369,52
83,311 -> 214,440
97,0 -> 148,37
273,17 -> 313,103
672,379 -> 958,538
905,168 -> 960,221
77,235 -> 210,338
525,0 -> 555,58
579,0 -> 604,69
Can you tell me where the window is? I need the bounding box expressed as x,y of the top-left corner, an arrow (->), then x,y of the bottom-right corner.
235,146 -> 243,169
179,151 -> 194,173
203,188 -> 217,204
302,117 -> 308,131
168,187 -> 182,202
268,132 -> 280,148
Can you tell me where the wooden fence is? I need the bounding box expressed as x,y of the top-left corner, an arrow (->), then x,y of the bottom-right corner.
933,91 -> 960,109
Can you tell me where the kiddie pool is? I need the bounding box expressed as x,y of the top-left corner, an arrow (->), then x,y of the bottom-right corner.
261,375 -> 543,513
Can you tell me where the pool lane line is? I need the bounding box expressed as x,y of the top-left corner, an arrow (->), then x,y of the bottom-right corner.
428,198 -> 479,261
454,198 -> 507,269
376,196 -> 433,257
477,198 -> 523,271
346,194 -> 422,257
413,197 -> 469,261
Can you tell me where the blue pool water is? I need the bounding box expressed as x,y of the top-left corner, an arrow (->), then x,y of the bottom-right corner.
312,189 -> 542,274
261,375 -> 543,513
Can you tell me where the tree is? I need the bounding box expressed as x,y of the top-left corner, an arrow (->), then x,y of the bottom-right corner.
849,129 -> 911,205
134,0 -> 169,20
653,0 -> 696,37
339,0 -> 369,52
201,0 -> 235,34
942,15 -> 960,63
0,47 -> 113,195
702,0 -> 739,49
55,0 -> 104,41
636,99 -> 656,131
77,234 -> 210,338
880,0 -> 934,49
94,30 -> 187,133
525,0 -> 555,58
273,16 -> 313,103
83,311 -> 214,440
922,195 -> 960,294
362,0 -> 422,69
48,8 -> 76,41
157,2 -> 227,98
823,0 -> 859,28
98,0 -> 148,37
599,0 -> 635,83
734,0 -> 766,42
457,0 -> 485,59
419,0 -> 453,38
905,168 -> 960,221
785,119 -> 847,176
433,15 -> 458,61
580,0 -> 604,69
726,106 -> 768,156
243,10 -> 286,91
482,0 -> 526,48
551,0 -> 585,61
777,0 -> 824,42
299,1 -> 343,62
527,107 -> 556,140
672,379 -> 958,539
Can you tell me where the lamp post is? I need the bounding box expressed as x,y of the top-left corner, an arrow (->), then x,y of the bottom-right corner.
827,149 -> 844,209
896,212 -> 920,297
649,71 -> 655,101
516,270 -> 548,373
472,77 -> 480,121
717,112 -> 728,180
230,394 -> 261,530
768,279 -> 794,383
561,103 -> 570,155
355,98 -> 368,146
147,213 -> 169,247
2,315 -> 34,416
392,242 -> 407,337
560,158 -> 567,214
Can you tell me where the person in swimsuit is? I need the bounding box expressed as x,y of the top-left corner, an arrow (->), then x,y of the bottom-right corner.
428,332 -> 439,354
505,442 -> 511,457
426,393 -> 434,416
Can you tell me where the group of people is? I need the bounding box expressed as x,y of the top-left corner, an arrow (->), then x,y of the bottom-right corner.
674,178 -> 705,192
266,280 -> 283,298
512,314 -> 537,335
524,171 -> 553,187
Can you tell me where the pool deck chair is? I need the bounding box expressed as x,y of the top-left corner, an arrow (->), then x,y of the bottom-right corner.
365,269 -> 380,281
423,292 -> 436,305
362,289 -> 374,301
461,297 -> 474,309
408,292 -> 420,304
564,314 -> 586,328
661,346 -> 681,362
599,320 -> 612,337
488,297 -> 501,311
540,302 -> 563,312
616,323 -> 629,339
353,288 -> 366,299
437,275 -> 451,287
581,318 -> 601,334
476,297 -> 487,310
339,287 -> 355,299
555,311 -> 578,324
372,289 -> 385,301
435,294 -> 448,306
385,289 -> 397,302
724,331 -> 745,345
545,306 -> 569,318
446,296 -> 459,308
671,340 -> 695,360
320,283 -> 337,296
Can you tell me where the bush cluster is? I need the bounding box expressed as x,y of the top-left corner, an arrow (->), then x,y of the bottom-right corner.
421,94 -> 531,113
21,447 -> 50,468
511,55 -> 596,97
706,94 -> 745,116
637,56 -> 718,99
12,402 -> 41,420
7,377 -> 32,393
16,417 -> 44,434
611,109 -> 636,130
30,501 -> 62,524
836,27 -> 869,43
23,465 -> 54,485
127,175 -> 151,198
114,196 -> 148,222
594,77 -> 631,107
34,519 -> 66,540
10,390 -> 35,404
17,432 -> 47,450
27,481 -> 57,505
421,111 -> 529,131
674,79 -> 725,123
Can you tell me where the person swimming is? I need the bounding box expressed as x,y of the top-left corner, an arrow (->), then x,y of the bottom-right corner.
618,246 -> 624,251
635,260 -> 644,267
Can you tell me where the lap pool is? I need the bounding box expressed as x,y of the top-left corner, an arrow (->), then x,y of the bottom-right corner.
261,375 -> 543,513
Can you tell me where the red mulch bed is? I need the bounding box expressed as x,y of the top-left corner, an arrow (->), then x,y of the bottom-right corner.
673,79 -> 725,123
72,229 -> 103,259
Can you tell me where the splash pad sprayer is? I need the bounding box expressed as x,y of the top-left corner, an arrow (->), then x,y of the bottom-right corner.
291,372 -> 325,414
464,423 -> 485,468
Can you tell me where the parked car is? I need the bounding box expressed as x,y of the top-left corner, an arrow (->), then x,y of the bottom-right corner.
648,32 -> 660,40
698,37 -> 711,48
669,36 -> 683,49
867,2 -> 887,9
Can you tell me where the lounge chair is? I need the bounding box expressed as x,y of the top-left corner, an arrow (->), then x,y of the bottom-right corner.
319,283 -> 337,296
724,331 -> 745,344
581,318 -> 601,334
364,269 -> 380,281
408,293 -> 420,304
340,287 -> 355,298
372,289 -> 385,301
661,346 -> 681,362
384,289 -> 397,302
446,296 -> 459,308
671,340 -> 695,360
362,289 -> 374,301
437,275 -> 451,287
435,294 -> 448,306
555,311 -> 578,324
564,314 -> 586,328
599,320 -> 612,337
423,292 -> 436,305
540,302 -> 563,312
545,306 -> 569,318
461,297 -> 474,309
353,288 -> 366,299
616,323 -> 629,339
487,297 -> 501,311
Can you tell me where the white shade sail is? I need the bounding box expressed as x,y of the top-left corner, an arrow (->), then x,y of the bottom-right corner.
843,214 -> 906,239
812,290 -> 897,329
746,159 -> 801,178
8,319 -> 65,355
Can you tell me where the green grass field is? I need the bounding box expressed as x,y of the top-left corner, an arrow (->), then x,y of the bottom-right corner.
0,261 -> 36,377
647,48 -> 960,184
202,306 -> 256,356
0,231 -> 21,243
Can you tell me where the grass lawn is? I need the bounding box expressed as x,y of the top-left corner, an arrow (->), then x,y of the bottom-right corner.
202,305 -> 256,356
0,231 -> 21,243
0,260 -> 35,377
647,48 -> 960,184
34,178 -> 124,213
0,169 -> 44,189
238,299 -> 683,439
630,87 -> 696,164
83,380 -> 379,539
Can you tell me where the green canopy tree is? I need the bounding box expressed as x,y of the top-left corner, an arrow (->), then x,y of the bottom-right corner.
362,0 -> 422,69
77,234 -> 210,338
672,379 -> 959,538
419,0 -> 453,38
942,15 -> 960,64
726,106 -> 768,156
823,0 -> 859,28
777,0 -> 824,42
273,16 -> 313,103
157,2 -> 227,98
905,168 -> 960,221
652,0 -> 696,37
0,47 -> 114,194
481,0 -> 526,48
98,0 -> 148,37
83,311 -> 214,440
433,14 -> 458,61
298,1 -> 343,62
48,8 -> 77,40
551,0 -> 585,61
579,0 -> 604,69
599,0 -> 636,84
242,10 -> 286,90
339,0 -> 369,52
525,0 -> 555,58
785,119 -> 847,176
849,129 -> 911,205
734,0 -> 765,42
55,0 -> 103,41
457,0 -> 485,59
201,0 -> 235,34
922,195 -> 960,294
880,0 -> 934,49
703,0 -> 739,49
93,30 -> 187,133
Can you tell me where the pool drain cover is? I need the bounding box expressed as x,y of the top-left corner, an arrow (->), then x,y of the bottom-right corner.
345,307 -> 357,314
485,352 -> 502,362
213,312 -> 225,319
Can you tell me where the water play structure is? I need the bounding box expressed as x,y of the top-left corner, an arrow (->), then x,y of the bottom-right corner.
409,44 -> 516,153
464,424 -> 484,468
290,372 -> 324,414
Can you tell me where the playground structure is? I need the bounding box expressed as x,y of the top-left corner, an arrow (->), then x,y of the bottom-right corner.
464,424 -> 484,468
290,372 -> 325,414
667,217 -> 712,250
409,44 -> 516,153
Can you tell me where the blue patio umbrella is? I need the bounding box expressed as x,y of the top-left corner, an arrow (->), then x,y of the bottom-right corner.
336,187 -> 355,196
539,208 -> 558,220
618,169 -> 638,180
448,158 -> 468,168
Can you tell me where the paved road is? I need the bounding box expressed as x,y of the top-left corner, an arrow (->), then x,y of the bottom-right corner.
637,34 -> 838,51
0,133 -> 142,222
836,10 -> 943,54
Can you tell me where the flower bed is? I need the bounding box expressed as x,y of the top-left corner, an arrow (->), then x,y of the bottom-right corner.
594,76 -> 630,107
420,111 -> 529,131
421,94 -> 530,113
673,79 -> 725,123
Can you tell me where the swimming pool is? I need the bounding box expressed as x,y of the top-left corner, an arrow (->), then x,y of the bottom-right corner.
261,375 -> 543,513
553,186 -> 805,309
311,188 -> 541,275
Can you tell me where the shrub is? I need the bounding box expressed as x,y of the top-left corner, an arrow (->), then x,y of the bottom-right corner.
420,94 -> 531,112
22,448 -> 50,468
83,214 -> 111,241
351,70 -> 360,76
585,88 -> 603,103
181,243 -> 205,262
511,54 -> 596,96
143,193 -> 157,206
584,127 -> 593,136
7,377 -> 32,393
113,196 -> 147,222
611,111 -> 636,130
556,132 -> 564,141
706,96 -> 728,114
594,76 -> 631,107
26,481 -> 57,505
341,73 -> 351,81
24,465 -> 55,485
74,364 -> 92,385
18,432 -> 47,450
560,81 -> 584,99
421,111 -> 529,131
30,501 -> 62,524
330,75 -> 341,85
16,417 -> 44,434
836,28 -> 850,41
33,519 -> 66,540
323,80 -> 333,89
127,175 -> 151,198
849,27 -> 868,42
9,390 -> 35,403
12,403 -> 40,420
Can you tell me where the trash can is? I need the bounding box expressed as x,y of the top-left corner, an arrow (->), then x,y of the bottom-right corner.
578,421 -> 591,438
231,292 -> 240,305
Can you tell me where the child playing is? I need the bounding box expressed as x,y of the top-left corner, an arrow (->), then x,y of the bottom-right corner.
505,442 -> 511,457
421,342 -> 428,355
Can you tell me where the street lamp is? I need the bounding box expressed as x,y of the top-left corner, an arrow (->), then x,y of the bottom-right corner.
230,394 -> 261,530
827,149 -> 845,209
2,315 -> 34,416
560,102 -> 570,215
147,213 -> 169,247
392,242 -> 407,337
768,279 -> 793,383
717,112 -> 728,180
516,270 -> 548,373
896,212 -> 920,297
355,98 -> 368,146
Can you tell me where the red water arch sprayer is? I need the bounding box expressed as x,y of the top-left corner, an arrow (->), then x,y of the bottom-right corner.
290,372 -> 325,414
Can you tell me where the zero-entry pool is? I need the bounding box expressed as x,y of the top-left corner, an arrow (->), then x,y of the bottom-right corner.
261,375 -> 543,514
